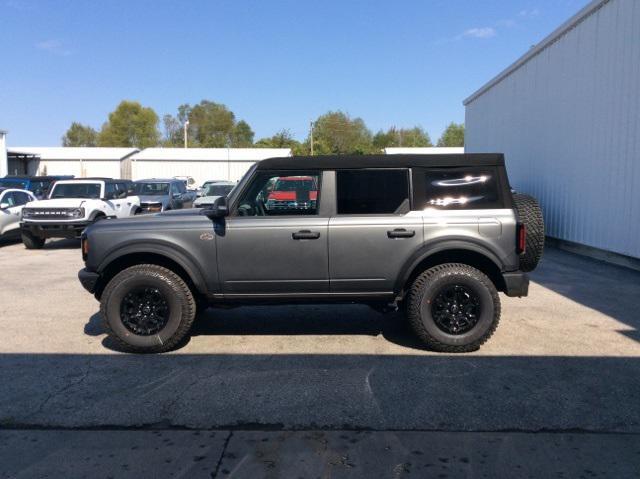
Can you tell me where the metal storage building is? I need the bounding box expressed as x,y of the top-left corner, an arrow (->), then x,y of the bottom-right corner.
129,148 -> 292,186
6,147 -> 138,178
464,0 -> 640,261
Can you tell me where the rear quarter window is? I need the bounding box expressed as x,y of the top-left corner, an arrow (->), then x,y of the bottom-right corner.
412,167 -> 504,210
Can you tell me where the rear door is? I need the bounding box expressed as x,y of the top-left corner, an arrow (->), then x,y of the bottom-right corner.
328,169 -> 423,294
217,170 -> 329,295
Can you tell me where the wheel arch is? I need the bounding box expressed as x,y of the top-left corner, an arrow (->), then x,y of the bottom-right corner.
95,246 -> 207,300
396,241 -> 506,298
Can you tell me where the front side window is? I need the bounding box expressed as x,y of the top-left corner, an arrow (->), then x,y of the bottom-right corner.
421,169 -> 500,209
337,169 -> 410,215
235,171 -> 320,216
50,183 -> 102,199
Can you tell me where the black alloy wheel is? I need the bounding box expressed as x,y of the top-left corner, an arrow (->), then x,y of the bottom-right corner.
431,284 -> 481,335
120,286 -> 170,336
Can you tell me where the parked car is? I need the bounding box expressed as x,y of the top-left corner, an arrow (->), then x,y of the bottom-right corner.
0,188 -> 37,240
193,181 -> 236,208
197,179 -> 228,197
20,178 -> 140,249
133,179 -> 195,214
0,175 -> 74,199
78,153 -> 544,353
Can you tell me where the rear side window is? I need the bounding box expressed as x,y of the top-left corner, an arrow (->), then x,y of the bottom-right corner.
418,168 -> 501,210
337,169 -> 410,215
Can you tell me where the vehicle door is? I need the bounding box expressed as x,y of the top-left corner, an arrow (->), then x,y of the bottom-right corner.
216,170 -> 329,295
169,182 -> 185,210
0,191 -> 30,235
103,183 -> 127,218
328,169 -> 424,294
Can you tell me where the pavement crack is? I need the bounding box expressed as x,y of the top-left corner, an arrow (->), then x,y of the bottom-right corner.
29,359 -> 93,418
211,430 -> 233,478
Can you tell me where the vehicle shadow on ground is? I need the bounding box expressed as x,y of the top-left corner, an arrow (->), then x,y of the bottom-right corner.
531,247 -> 640,343
84,305 -> 427,353
43,238 -> 81,250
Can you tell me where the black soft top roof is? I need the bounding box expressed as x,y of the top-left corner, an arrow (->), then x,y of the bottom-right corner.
257,153 -> 504,171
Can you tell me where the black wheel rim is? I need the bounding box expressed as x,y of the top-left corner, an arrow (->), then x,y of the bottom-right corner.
431,284 -> 481,335
120,287 -> 170,336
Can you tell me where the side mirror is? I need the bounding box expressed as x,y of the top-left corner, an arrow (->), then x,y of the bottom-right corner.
204,196 -> 228,219
172,192 -> 181,199
0,202 -> 9,210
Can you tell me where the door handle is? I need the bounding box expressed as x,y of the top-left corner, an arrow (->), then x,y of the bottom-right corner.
292,230 -> 320,240
387,228 -> 415,239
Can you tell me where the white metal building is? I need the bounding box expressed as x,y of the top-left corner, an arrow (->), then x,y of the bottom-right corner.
385,147 -> 464,155
464,0 -> 640,260
0,131 -> 7,178
7,147 -> 138,178
129,148 -> 292,186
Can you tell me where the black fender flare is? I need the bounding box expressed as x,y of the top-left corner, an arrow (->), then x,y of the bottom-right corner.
97,240 -> 208,294
394,238 -> 505,295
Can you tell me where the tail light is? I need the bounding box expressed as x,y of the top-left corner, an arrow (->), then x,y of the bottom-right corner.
516,223 -> 527,254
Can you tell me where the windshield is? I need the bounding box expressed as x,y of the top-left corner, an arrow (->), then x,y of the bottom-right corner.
50,183 -> 101,199
134,182 -> 170,195
0,179 -> 28,189
204,184 -> 234,197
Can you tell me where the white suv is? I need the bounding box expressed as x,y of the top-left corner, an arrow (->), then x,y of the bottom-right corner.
20,179 -> 141,249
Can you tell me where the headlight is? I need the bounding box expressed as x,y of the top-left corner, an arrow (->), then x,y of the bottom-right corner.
70,208 -> 85,218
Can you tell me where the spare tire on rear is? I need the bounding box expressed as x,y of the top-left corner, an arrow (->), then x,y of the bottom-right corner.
513,193 -> 544,272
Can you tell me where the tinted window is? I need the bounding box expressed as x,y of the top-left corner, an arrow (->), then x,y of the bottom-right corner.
204,184 -> 234,196
421,169 -> 500,209
236,171 -> 320,216
13,192 -> 32,205
337,169 -> 410,215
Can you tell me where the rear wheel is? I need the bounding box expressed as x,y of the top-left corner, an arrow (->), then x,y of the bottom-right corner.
100,264 -> 196,353
406,263 -> 500,353
513,193 -> 544,272
21,230 -> 45,249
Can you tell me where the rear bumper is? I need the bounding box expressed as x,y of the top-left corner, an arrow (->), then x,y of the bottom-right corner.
78,268 -> 100,294
21,221 -> 91,238
502,271 -> 529,297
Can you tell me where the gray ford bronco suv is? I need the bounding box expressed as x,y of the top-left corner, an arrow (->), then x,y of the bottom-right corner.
78,154 -> 544,353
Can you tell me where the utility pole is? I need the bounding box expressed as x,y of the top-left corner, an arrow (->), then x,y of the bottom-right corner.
309,121 -> 314,156
183,120 -> 190,148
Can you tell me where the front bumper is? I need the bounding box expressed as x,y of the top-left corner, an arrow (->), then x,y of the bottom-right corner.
21,221 -> 92,238
502,271 -> 529,297
78,268 -> 100,294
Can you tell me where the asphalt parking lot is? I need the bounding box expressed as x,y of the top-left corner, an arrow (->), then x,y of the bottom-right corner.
1,238 -> 639,477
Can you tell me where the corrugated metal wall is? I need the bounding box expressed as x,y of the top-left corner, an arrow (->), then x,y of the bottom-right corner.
37,160 -> 122,178
465,0 -> 640,259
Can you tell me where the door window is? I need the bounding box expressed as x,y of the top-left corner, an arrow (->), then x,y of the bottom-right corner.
13,191 -> 31,205
336,169 -> 410,215
235,171 -> 320,216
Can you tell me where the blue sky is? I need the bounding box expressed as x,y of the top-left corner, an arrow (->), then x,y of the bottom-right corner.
1,0 -> 589,146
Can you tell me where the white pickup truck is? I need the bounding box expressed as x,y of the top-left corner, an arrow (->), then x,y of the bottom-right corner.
20,179 -> 141,249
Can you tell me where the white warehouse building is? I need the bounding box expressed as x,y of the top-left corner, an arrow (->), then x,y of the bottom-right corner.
128,148 -> 292,186
464,0 -> 640,261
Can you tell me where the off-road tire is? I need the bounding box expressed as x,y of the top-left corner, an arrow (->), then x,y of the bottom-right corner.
21,231 -> 45,249
406,263 -> 500,353
100,264 -> 196,353
513,193 -> 544,272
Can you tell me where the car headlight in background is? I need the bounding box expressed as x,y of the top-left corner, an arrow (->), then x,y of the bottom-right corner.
70,208 -> 85,218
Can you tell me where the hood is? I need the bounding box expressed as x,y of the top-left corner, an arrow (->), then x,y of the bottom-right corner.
25,198 -> 86,208
84,207 -> 206,234
193,195 -> 221,206
138,195 -> 169,205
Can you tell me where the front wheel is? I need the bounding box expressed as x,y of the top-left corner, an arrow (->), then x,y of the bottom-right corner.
406,263 -> 500,353
100,264 -> 196,353
21,230 -> 45,249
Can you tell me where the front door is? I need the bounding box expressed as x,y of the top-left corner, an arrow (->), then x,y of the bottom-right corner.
217,170 -> 329,295
328,169 -> 423,293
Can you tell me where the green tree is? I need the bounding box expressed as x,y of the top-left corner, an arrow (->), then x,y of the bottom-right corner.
372,126 -> 432,150
255,129 -> 303,150
187,100 -> 236,147
231,120 -> 254,147
437,122 -> 465,147
309,111 -> 373,155
98,101 -> 160,148
61,122 -> 98,147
